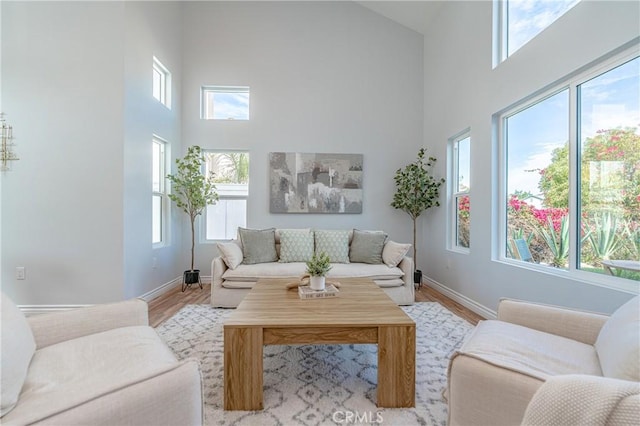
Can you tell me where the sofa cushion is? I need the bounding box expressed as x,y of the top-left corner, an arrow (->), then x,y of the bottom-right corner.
1,293 -> 37,417
223,262 -> 307,281
3,326 -> 178,424
459,320 -> 602,380
349,230 -> 387,264
278,229 -> 314,263
382,241 -> 411,267
314,229 -> 350,263
238,227 -> 278,264
217,241 -> 243,269
222,262 -> 404,281
374,278 -> 405,288
595,296 -> 639,381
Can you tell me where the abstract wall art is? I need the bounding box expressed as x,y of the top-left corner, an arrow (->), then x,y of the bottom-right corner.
269,152 -> 363,213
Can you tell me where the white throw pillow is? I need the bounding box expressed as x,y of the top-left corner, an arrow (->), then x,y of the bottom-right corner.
279,229 -> 314,263
1,292 -> 36,416
382,241 -> 411,267
594,296 -> 639,381
217,241 -> 244,269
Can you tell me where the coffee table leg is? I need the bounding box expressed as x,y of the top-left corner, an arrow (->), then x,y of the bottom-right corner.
377,325 -> 416,407
224,326 -> 264,410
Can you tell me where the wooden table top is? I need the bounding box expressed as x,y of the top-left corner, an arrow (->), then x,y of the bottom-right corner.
224,277 -> 414,328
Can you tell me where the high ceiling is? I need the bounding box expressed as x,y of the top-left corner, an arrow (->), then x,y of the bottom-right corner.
356,1 -> 445,35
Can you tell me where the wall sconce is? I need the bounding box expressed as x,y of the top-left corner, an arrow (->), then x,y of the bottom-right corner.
1,113 -> 19,171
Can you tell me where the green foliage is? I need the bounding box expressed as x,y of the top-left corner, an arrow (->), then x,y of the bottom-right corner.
306,252 -> 332,277
538,127 -> 640,221
210,152 -> 249,184
587,212 -> 621,264
167,146 -> 219,270
538,144 -> 569,208
538,216 -> 570,268
391,148 -> 445,268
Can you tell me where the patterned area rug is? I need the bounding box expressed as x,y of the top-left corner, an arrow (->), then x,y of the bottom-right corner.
155,302 -> 474,426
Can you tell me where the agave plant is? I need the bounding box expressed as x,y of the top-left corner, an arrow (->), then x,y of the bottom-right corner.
538,216 -> 570,267
588,212 -> 621,264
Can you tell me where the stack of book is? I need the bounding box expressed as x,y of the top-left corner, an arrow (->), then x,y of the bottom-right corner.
298,284 -> 339,299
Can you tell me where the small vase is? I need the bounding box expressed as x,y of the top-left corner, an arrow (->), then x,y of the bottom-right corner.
309,275 -> 326,291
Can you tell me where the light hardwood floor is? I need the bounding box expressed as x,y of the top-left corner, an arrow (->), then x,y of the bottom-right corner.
149,283 -> 485,327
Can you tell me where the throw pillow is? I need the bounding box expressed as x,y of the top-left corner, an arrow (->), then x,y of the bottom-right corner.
238,227 -> 278,265
314,229 -> 350,263
217,241 -> 244,269
594,295 -> 639,381
349,229 -> 387,264
382,241 -> 412,267
279,229 -> 314,263
1,292 -> 37,416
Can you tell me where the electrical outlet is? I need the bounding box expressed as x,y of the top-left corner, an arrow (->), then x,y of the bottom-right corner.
16,267 -> 26,280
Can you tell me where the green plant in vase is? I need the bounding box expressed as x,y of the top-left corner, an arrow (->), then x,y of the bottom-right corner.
167,145 -> 218,290
305,252 -> 332,290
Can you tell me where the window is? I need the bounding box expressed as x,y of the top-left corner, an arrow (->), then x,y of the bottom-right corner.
152,56 -> 171,108
450,131 -> 471,250
500,48 -> 639,286
204,151 -> 249,240
201,86 -> 250,120
152,137 -> 168,245
496,0 -> 580,62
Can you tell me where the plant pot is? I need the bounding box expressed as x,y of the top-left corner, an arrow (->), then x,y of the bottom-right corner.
182,269 -> 202,291
309,275 -> 326,291
413,269 -> 423,287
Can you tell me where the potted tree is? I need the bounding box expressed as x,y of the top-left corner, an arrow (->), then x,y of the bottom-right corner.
167,145 -> 219,291
391,148 -> 444,287
305,252 -> 332,290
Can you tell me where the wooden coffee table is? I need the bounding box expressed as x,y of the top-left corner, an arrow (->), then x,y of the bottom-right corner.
223,277 -> 416,410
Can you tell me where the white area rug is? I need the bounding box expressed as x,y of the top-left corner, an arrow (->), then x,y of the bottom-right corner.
155,302 -> 474,426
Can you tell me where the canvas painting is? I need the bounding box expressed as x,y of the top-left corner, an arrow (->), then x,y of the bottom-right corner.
269,152 -> 363,213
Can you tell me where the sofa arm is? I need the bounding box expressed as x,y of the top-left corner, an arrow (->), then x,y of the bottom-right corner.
497,298 -> 609,345
211,256 -> 227,291
398,256 -> 414,288
28,298 -> 148,349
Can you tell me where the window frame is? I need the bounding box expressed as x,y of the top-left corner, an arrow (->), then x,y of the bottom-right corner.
201,150 -> 250,242
497,46 -> 640,292
152,136 -> 168,247
200,86 -> 250,120
494,0 -> 581,65
152,56 -> 171,109
448,129 -> 472,253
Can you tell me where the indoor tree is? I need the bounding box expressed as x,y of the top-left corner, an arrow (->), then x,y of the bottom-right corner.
167,145 -> 219,289
391,148 -> 444,284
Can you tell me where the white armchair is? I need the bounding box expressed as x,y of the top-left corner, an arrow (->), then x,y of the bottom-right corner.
447,296 -> 639,426
1,293 -> 203,425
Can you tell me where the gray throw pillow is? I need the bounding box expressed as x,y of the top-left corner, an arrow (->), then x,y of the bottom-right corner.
238,228 -> 278,264
349,229 -> 387,264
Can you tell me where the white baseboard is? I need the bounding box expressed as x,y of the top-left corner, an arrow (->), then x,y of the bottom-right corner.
138,276 -> 182,302
19,304 -> 91,316
19,275 -> 210,314
423,276 -> 497,320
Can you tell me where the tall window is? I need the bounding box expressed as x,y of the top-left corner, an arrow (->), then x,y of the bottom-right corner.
500,48 -> 639,286
497,0 -> 580,62
201,86 -> 250,120
153,56 -> 171,108
152,137 -> 167,245
204,151 -> 249,240
450,131 -> 471,250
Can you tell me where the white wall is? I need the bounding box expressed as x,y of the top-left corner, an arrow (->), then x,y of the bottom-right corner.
1,1 -> 126,304
181,1 -> 425,272
1,1 -> 185,304
123,1 -> 183,299
422,0 -> 639,314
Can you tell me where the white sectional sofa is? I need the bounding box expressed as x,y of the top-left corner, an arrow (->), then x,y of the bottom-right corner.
211,228 -> 415,308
